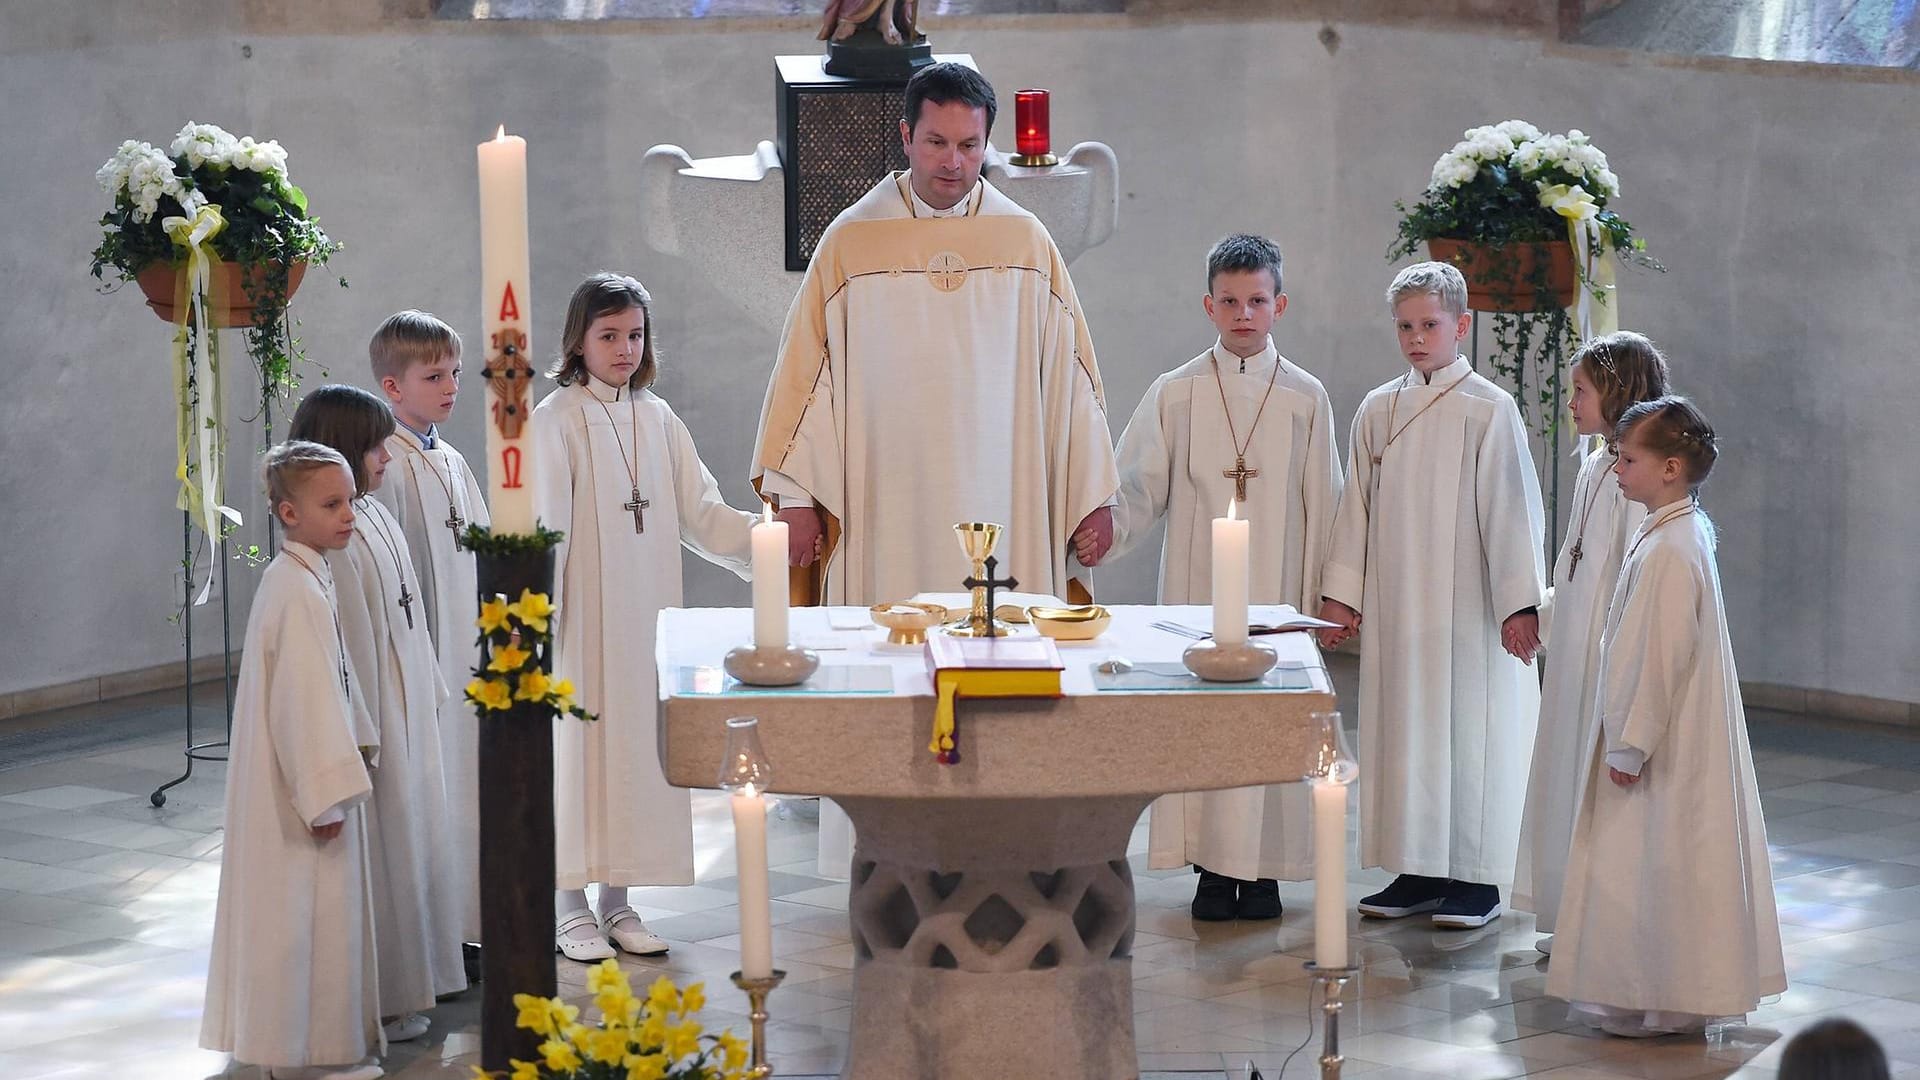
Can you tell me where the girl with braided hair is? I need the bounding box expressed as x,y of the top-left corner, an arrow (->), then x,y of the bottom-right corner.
1547,396 -> 1785,1036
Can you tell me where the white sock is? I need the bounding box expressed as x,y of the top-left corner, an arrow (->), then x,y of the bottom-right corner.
557,889 -> 602,942
598,885 -> 630,915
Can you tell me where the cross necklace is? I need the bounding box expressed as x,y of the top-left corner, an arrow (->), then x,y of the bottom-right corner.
1371,369 -> 1471,468
1560,449 -> 1616,583
283,547 -> 351,699
355,498 -> 417,630
592,388 -> 650,533
401,441 -> 467,551
1210,351 -> 1283,503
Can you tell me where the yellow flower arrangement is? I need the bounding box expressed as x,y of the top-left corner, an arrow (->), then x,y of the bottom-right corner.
466,590 -> 596,723
472,961 -> 753,1080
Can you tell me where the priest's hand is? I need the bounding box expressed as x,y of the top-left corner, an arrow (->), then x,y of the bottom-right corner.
310,820 -> 344,842
1608,766 -> 1642,788
1072,507 -> 1115,566
1502,610 -> 1541,664
777,506 -> 825,566
1317,599 -> 1360,649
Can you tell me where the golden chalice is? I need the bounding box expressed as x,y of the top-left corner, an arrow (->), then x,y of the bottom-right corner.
947,521 -> 1017,637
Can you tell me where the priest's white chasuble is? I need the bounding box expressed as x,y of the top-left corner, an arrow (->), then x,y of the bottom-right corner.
202,544 -> 382,1069
533,379 -> 755,889
1109,338 -> 1343,881
1547,504 -> 1784,1023
333,496 -> 466,1010
753,172 -> 1119,606
1320,356 -> 1545,885
1513,444 -> 1642,932
375,427 -> 489,941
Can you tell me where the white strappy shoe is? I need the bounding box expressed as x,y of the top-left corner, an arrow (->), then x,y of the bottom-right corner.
556,908 -> 616,962
599,905 -> 670,956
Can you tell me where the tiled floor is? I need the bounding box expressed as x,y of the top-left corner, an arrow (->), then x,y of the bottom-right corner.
4,670 -> 1920,1078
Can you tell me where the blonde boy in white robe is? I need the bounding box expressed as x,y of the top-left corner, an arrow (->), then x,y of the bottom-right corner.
202,442 -> 384,1080
1513,332 -> 1669,955
292,385 -> 466,1040
370,311 -> 490,950
1318,262 -> 1545,929
1549,396 -> 1784,1035
1099,234 -> 1342,921
533,273 -> 757,962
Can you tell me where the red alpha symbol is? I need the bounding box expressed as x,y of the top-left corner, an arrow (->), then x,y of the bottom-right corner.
498,282 -> 520,323
501,446 -> 523,489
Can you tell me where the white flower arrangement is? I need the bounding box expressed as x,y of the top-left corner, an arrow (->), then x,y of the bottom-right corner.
1427,121 -> 1620,202
94,123 -> 295,225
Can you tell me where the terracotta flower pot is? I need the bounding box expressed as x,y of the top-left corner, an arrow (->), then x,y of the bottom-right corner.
134,260 -> 308,328
1427,238 -> 1576,313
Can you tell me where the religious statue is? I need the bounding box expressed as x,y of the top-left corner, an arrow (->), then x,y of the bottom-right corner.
818,0 -> 919,45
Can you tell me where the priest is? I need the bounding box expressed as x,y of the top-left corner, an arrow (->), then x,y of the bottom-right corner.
753,61 -> 1119,608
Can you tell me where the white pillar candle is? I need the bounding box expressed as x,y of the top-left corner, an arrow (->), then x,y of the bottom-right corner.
476,126 -> 536,533
1211,499 -> 1249,646
1312,778 -> 1348,969
751,502 -> 789,648
731,783 -> 774,979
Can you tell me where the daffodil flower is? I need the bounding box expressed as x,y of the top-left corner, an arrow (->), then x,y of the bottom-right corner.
477,596 -> 512,635
538,1037 -> 583,1073
624,1052 -> 669,1080
516,669 -> 554,703
647,974 -> 681,1017
551,678 -> 578,713
584,1026 -> 630,1065
717,1030 -> 748,1072
509,589 -> 556,633
679,981 -> 705,1017
512,992 -> 554,1036
468,678 -> 513,712
509,1061 -> 541,1080
488,642 -> 532,674
587,957 -> 629,996
665,1018 -> 703,1060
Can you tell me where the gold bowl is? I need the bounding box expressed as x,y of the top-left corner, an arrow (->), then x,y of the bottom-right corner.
870,601 -> 949,645
1026,604 -> 1111,641
995,604 -> 1031,625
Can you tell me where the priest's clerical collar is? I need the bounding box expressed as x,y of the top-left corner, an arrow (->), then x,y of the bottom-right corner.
585,374 -> 627,403
1411,354 -> 1472,385
900,174 -> 982,218
1212,336 -> 1277,375
397,419 -> 436,450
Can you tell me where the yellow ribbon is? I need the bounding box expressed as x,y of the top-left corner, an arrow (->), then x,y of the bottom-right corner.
162,205 -> 242,596
1540,184 -> 1620,455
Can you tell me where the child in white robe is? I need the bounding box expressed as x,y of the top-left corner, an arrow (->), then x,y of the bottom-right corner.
1096,234 -> 1342,921
201,442 -> 385,1080
1548,396 -> 1784,1035
1318,261 -> 1545,929
532,272 -> 757,961
369,311 -> 490,950
292,385 -> 466,1039
1514,332 -> 1670,955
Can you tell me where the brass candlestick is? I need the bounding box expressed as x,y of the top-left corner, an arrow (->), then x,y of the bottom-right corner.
948,522 -> 1016,637
1305,963 -> 1359,1079
730,969 -> 786,1078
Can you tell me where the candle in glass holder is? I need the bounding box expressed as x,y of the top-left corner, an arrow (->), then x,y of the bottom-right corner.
1014,89 -> 1053,162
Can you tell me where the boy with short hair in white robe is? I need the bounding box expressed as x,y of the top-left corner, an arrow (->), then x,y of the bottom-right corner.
1549,396 -> 1784,1035
1512,331 -> 1670,955
1097,233 -> 1342,921
370,311 -> 490,950
533,273 -> 757,961
202,442 -> 384,1080
1318,261 -> 1545,929
292,385 -> 466,1041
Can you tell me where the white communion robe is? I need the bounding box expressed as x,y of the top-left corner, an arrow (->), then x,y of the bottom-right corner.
1513,444 -> 1642,933
753,172 -> 1119,606
202,543 -> 383,1069
375,425 -> 490,941
333,495 -> 466,1010
1547,503 -> 1785,1026
532,377 -> 755,889
1109,337 -> 1343,882
1320,356 -> 1545,885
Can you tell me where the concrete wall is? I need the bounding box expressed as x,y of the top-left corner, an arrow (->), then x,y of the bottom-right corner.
3,5 -> 1915,710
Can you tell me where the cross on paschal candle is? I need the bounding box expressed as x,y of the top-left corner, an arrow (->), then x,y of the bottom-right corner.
624,488 -> 650,534
962,555 -> 1020,638
1224,456 -> 1259,502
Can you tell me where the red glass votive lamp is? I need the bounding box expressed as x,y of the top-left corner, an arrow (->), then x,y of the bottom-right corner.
1012,88 -> 1058,167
